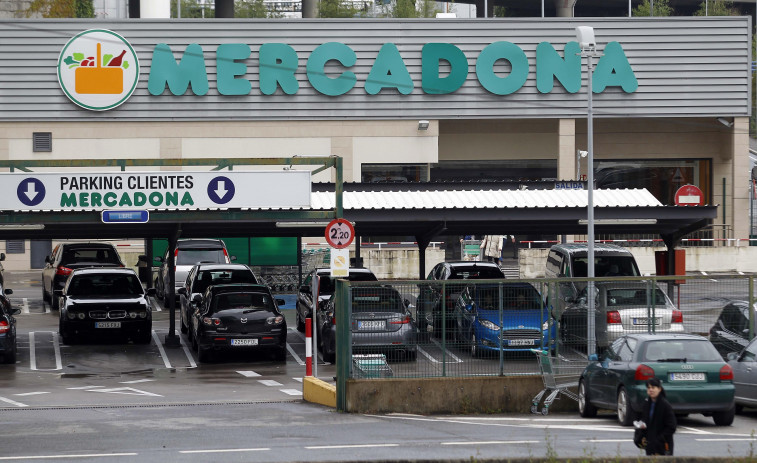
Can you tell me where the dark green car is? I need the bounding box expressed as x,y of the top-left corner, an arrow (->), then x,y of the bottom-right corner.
578,333 -> 735,426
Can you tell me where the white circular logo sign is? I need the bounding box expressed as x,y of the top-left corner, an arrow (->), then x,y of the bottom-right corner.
57,29 -> 139,111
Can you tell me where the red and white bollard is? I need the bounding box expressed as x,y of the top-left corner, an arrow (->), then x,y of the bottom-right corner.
305,318 -> 312,376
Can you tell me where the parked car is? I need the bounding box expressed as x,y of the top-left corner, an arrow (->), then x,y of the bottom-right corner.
452,282 -> 556,357
545,243 -> 641,319
57,268 -> 154,345
0,252 -> 6,286
189,284 -> 287,363
559,281 -> 684,351
578,333 -> 735,426
318,285 -> 417,363
710,300 -> 756,360
296,267 -> 378,332
178,263 -> 260,335
416,261 -> 505,338
0,285 -> 18,364
727,336 -> 757,413
42,242 -> 125,311
154,239 -> 234,301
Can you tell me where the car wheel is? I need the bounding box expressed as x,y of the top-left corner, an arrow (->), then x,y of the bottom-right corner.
273,346 -> 287,362
578,380 -> 598,418
197,341 -> 212,363
736,404 -> 744,415
51,294 -> 59,311
190,330 -> 198,350
713,406 -> 735,426
296,310 -> 306,333
323,348 -> 335,363
42,285 -> 48,303
616,387 -> 634,426
406,348 -> 417,361
180,310 -> 188,334
470,332 -> 478,358
135,331 -> 151,345
155,278 -> 164,301
2,344 -> 16,364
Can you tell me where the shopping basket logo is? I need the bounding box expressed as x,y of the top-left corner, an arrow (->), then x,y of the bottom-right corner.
57,29 -> 139,111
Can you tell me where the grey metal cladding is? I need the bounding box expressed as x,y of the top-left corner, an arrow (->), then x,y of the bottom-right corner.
0,17 -> 750,121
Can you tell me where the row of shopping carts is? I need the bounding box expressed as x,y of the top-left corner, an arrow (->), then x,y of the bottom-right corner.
530,349 -> 588,415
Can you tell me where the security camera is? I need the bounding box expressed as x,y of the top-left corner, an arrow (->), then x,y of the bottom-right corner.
575,26 -> 596,50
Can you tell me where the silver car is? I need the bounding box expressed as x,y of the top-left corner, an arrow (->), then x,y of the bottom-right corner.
154,239 -> 234,301
559,281 -> 685,350
727,336 -> 757,413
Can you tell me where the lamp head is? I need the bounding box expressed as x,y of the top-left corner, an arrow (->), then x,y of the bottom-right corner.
716,117 -> 733,128
418,120 -> 429,131
575,26 -> 596,51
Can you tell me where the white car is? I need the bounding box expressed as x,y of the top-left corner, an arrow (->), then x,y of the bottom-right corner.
154,239 -> 234,301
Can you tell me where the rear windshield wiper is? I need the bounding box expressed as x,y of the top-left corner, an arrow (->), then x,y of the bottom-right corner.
655,358 -> 687,362
242,308 -> 265,314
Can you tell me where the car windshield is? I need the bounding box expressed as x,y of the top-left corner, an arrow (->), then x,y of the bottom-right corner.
68,273 -> 143,297
318,272 -> 378,295
177,249 -> 225,265
193,269 -> 257,293
62,248 -> 120,265
641,339 -> 722,362
475,285 -> 542,310
449,266 -> 503,280
606,288 -> 668,306
351,289 -> 404,313
572,255 -> 640,277
211,292 -> 274,313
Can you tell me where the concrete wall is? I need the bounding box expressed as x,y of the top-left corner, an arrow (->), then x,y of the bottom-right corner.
345,376 -> 575,414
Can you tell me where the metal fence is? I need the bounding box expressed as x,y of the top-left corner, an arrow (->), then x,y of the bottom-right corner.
332,275 -> 756,381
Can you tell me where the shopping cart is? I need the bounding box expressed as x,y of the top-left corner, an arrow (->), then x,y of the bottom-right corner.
530,349 -> 588,415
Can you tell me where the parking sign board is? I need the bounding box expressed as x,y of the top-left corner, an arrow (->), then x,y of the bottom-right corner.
325,218 -> 354,249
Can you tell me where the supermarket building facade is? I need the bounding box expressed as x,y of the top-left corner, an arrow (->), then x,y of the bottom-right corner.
0,17 -> 751,269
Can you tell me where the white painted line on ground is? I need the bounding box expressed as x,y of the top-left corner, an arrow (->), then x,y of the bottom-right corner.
29,331 -> 62,371
279,389 -> 302,396
151,330 -> 172,369
21,298 -> 29,314
701,271 -> 708,275
179,448 -> 269,454
417,346 -> 438,363
291,329 -> 306,341
580,439 -> 630,443
119,379 -> 154,384
151,297 -> 161,312
0,453 -> 137,460
237,370 -> 260,377
67,386 -> 104,390
695,438 -> 757,442
258,380 -> 282,387
14,392 -> 50,397
292,377 -> 303,383
679,426 -> 712,434
430,339 -> 463,362
286,343 -> 305,365
175,329 -> 196,368
0,396 -> 28,407
442,440 -> 538,445
305,444 -> 398,450
87,387 -> 162,397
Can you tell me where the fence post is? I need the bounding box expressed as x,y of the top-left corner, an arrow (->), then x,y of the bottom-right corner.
335,279 -> 349,412
498,282 -> 504,376
441,280 -> 446,377
750,276 -> 755,341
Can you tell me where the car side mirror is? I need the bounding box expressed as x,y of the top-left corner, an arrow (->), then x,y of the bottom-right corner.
54,289 -> 63,297
588,353 -> 599,362
11,307 -> 20,315
44,255 -> 52,264
155,256 -> 164,263
145,288 -> 156,297
230,255 -> 237,262
300,285 -> 310,294
177,287 -> 187,296
727,352 -> 739,361
0,252 -> 5,261
3,289 -> 12,296
276,298 -> 286,306
192,294 -> 202,304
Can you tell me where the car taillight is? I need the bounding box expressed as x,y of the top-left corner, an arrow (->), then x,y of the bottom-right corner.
223,248 -> 230,262
202,317 -> 221,326
266,315 -> 284,325
0,320 -> 8,334
635,364 -> 655,381
56,266 -> 73,276
607,311 -> 622,324
389,315 -> 411,325
672,310 -> 683,323
720,364 -> 734,381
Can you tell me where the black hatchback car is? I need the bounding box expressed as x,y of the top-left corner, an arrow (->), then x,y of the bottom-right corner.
0,286 -> 19,364
710,300 -> 755,359
189,284 -> 287,363
58,268 -> 154,344
42,242 -> 125,310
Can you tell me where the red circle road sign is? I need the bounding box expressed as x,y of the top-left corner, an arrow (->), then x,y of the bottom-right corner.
325,218 -> 355,249
674,184 -> 705,206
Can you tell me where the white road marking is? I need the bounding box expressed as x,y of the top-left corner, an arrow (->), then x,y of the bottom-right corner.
0,396 -> 28,407
417,346 -> 439,363
258,380 -> 282,387
237,370 -> 260,377
580,439 -> 630,443
0,453 -> 137,460
365,414 -> 639,433
21,298 -> 29,314
442,440 -> 538,445
29,331 -> 62,371
14,392 -> 50,397
151,330 -> 172,368
119,379 -> 154,384
67,386 -> 104,390
286,343 -> 305,365
279,389 -> 302,396
174,330 -> 196,368
696,438 -> 757,442
679,426 -> 712,434
179,448 -> 269,454
430,338 -> 463,362
87,387 -> 162,397
306,444 -> 398,449
292,377 -> 303,382
291,329 -> 306,341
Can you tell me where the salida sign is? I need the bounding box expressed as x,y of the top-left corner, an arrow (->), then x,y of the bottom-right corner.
58,30 -> 639,110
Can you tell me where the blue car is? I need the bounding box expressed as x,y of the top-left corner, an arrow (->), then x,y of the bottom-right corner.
453,282 -> 556,357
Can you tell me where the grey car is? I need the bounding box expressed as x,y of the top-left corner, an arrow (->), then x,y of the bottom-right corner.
318,285 -> 417,363
727,336 -> 757,413
559,281 -> 685,351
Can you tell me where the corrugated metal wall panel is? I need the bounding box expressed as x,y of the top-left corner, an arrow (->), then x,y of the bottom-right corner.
0,17 -> 749,121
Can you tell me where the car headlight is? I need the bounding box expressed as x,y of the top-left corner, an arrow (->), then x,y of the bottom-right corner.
478,319 -> 500,331
77,312 -> 86,319
542,320 -> 550,331
129,312 -> 138,319
67,312 -> 75,320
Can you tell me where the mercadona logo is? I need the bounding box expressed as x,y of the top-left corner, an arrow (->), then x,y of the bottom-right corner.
57,29 -> 139,111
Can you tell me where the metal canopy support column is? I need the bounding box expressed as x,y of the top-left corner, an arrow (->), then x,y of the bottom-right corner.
416,222 -> 447,279
354,234 -> 361,267
165,226 -> 182,347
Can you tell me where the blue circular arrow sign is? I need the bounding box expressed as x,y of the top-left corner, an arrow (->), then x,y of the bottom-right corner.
17,178 -> 45,207
207,176 -> 235,205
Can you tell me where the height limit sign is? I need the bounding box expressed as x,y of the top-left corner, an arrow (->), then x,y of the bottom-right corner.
325,218 -> 355,249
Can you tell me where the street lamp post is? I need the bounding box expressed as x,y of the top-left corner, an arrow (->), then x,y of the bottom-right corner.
576,26 -> 601,357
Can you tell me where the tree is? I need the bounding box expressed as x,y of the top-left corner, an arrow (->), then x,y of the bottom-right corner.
171,0 -> 215,18
318,0 -> 360,18
632,0 -> 673,16
236,0 -> 274,18
380,0 -> 439,18
694,0 -> 738,16
26,0 -> 94,18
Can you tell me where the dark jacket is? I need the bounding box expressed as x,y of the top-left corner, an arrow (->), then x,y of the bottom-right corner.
641,395 -> 677,456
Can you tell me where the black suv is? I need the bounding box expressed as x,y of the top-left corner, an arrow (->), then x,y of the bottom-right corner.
189,284 -> 287,362
42,242 -> 125,310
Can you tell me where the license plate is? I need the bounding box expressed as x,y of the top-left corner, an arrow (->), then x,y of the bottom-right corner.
231,338 -> 258,346
670,372 -> 706,381
358,320 -> 384,330
95,322 -> 121,328
633,317 -> 660,325
508,339 -> 535,346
